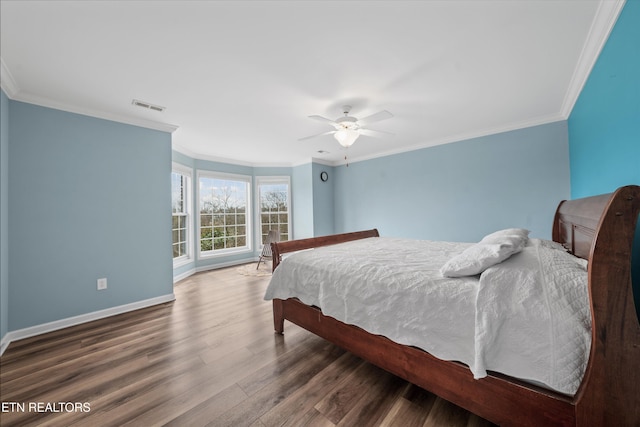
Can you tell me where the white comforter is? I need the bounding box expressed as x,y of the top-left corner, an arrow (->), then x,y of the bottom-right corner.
263,237 -> 590,395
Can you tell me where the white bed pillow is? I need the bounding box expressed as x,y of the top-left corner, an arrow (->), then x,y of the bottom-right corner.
528,238 -> 569,252
440,228 -> 529,278
480,228 -> 529,246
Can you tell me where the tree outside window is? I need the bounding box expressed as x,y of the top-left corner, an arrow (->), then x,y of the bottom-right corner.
257,178 -> 290,245
199,174 -> 250,254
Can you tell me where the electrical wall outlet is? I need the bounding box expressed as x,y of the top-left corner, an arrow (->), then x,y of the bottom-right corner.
97,278 -> 107,290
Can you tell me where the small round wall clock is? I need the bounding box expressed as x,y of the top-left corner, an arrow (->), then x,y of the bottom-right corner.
320,171 -> 329,182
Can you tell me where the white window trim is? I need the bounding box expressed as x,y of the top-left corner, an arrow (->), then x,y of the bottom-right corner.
255,176 -> 292,250
197,170 -> 253,259
172,163 -> 193,268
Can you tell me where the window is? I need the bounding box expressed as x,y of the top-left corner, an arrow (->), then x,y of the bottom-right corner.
198,172 -> 251,257
171,164 -> 192,266
257,177 -> 291,245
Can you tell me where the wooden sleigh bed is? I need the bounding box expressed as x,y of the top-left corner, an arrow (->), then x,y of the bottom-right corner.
268,185 -> 640,427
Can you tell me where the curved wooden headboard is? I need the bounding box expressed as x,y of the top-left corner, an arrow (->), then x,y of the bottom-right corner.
562,185 -> 640,426
552,192 -> 616,260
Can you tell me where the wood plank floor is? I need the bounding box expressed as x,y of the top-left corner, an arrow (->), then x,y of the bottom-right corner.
0,265 -> 497,427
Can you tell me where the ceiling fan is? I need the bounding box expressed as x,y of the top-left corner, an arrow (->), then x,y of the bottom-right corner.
299,105 -> 393,147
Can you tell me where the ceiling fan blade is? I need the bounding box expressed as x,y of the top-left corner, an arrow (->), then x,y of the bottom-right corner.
357,110 -> 393,125
298,130 -> 336,141
308,115 -> 338,126
359,128 -> 395,138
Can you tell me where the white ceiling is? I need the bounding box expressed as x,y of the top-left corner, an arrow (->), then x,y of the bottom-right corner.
0,1 -> 624,167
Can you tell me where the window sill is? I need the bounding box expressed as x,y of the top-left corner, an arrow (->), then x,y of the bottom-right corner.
198,247 -> 253,260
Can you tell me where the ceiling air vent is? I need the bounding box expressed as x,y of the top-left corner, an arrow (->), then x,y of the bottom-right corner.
132,99 -> 165,112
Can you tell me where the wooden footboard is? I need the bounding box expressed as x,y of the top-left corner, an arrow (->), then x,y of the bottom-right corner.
271,228 -> 379,272
270,186 -> 640,427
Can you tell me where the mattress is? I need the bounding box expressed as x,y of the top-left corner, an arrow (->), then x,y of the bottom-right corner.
264,236 -> 590,395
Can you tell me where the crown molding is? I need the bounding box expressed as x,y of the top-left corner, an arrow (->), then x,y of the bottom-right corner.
12,92 -> 179,133
308,158 -> 335,167
171,143 -> 298,168
560,0 -> 626,118
1,56 -> 178,134
0,57 -> 19,98
334,113 -> 566,167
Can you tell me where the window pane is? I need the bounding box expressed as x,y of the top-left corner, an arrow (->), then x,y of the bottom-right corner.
171,173 -> 185,214
172,171 -> 191,260
213,226 -> 225,238
201,239 -> 212,251
214,238 -> 225,250
201,228 -> 212,239
198,175 -> 250,253
201,215 -> 212,227
258,180 -> 289,249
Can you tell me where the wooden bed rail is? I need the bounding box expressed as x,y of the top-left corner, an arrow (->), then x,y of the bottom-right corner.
270,228 -> 379,272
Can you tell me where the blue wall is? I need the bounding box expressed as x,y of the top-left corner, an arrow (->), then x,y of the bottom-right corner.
568,0 -> 640,316
312,163 -> 335,237
1,90 -> 9,341
334,121 -> 571,242
292,163 -> 314,239
8,101 -> 174,330
569,0 -> 640,197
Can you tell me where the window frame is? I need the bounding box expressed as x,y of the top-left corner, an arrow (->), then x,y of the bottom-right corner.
255,176 -> 292,249
171,163 -> 193,268
197,170 -> 253,259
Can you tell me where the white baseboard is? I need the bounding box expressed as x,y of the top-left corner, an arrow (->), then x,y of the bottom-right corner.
195,257 -> 259,274
173,268 -> 196,283
0,333 -> 10,356
173,258 -> 259,283
0,293 -> 175,357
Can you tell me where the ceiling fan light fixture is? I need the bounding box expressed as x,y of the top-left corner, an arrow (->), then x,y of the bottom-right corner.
334,129 -> 360,147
